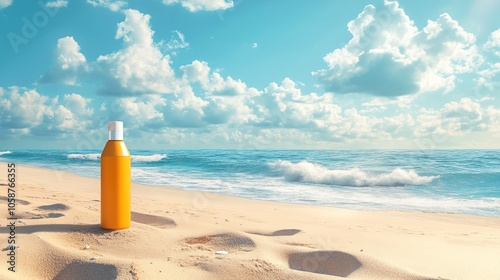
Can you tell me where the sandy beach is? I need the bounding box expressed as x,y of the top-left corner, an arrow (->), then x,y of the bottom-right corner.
0,162 -> 499,280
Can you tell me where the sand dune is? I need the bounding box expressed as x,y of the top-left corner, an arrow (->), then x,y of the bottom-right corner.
0,163 -> 499,279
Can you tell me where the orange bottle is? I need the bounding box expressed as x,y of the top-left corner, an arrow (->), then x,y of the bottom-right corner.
101,121 -> 131,230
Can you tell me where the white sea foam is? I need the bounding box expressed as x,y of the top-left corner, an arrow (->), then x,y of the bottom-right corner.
131,154 -> 167,162
268,160 -> 438,187
67,153 -> 167,162
0,151 -> 12,156
67,153 -> 101,160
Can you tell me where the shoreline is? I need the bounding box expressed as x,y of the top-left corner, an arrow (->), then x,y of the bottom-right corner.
3,161 -> 497,218
0,163 -> 499,279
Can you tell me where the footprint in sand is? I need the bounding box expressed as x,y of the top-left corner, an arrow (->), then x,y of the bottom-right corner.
247,229 -> 301,237
19,203 -> 71,219
36,203 -> 70,211
0,196 -> 30,205
131,211 -> 176,229
18,212 -> 65,219
53,261 -> 118,280
185,232 -> 256,252
288,250 -> 361,277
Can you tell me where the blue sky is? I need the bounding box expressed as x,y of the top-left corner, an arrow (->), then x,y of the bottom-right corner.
0,0 -> 499,150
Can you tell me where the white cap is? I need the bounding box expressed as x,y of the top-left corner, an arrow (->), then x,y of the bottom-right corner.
108,121 -> 123,140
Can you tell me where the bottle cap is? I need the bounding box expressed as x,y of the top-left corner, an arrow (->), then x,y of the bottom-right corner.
108,121 -> 123,140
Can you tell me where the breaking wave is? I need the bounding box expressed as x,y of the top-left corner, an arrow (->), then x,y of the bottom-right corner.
0,151 -> 12,156
268,160 -> 438,187
131,154 -> 167,162
67,153 -> 101,160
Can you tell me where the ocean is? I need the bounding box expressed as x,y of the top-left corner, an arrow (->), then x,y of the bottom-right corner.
1,149 -> 499,217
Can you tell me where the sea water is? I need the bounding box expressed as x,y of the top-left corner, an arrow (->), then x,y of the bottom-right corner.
1,149 -> 499,217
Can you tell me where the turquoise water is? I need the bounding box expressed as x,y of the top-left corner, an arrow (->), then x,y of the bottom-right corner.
1,149 -> 499,217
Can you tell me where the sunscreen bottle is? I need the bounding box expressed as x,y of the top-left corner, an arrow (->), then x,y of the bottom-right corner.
101,121 -> 131,230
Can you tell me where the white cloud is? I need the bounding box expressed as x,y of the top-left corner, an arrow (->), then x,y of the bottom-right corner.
107,96 -> 165,130
86,0 -> 126,11
0,0 -> 12,9
57,36 -> 86,70
473,29 -> 500,94
44,9 -> 254,97
252,42 -> 258,48
252,78 -> 340,129
486,106 -> 500,134
181,60 -> 211,86
485,29 -> 500,56
30,4 -> 500,148
46,0 -> 68,8
95,9 -> 180,95
0,87 -> 48,129
247,78 -> 392,141
165,30 -> 189,53
115,9 -> 153,46
181,60 -> 256,96
0,87 -> 93,137
162,0 -> 233,12
103,71 -> 255,130
105,89 -> 208,129
178,60 -> 258,125
63,93 -> 93,117
362,95 -> 415,109
41,9 -> 179,95
477,62 -> 500,92
314,0 -> 482,97
40,36 -> 86,85
415,14 -> 482,78
415,98 -> 486,137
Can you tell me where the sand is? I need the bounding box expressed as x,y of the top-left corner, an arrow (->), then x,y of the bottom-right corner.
0,162 -> 499,279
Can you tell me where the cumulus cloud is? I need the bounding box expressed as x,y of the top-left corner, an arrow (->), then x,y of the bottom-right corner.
477,62 -> 500,92
0,0 -> 13,9
162,0 -> 233,12
252,78 -> 338,128
32,4 -> 500,148
180,61 -> 258,125
105,95 -> 165,132
103,63 -> 257,130
246,78 -> 410,142
46,0 -> 68,8
95,9 -> 180,95
40,36 -> 86,85
485,29 -> 500,56
314,0 -> 482,97
181,60 -> 256,96
415,98 -> 486,137
486,106 -> 500,134
42,10 -> 180,95
0,87 -> 94,138
476,29 -> 500,93
104,90 -> 208,129
43,9 -> 254,98
86,0 -> 126,11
